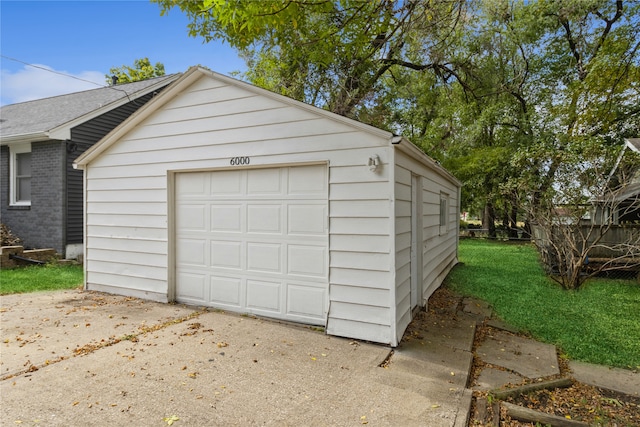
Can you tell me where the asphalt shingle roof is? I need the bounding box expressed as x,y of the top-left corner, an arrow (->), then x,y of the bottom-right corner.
0,74 -> 179,138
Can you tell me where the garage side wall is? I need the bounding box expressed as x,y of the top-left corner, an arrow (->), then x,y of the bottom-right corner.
83,74 -> 397,343
394,150 -> 459,342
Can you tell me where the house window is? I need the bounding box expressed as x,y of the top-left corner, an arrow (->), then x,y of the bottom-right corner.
439,192 -> 448,234
10,144 -> 31,206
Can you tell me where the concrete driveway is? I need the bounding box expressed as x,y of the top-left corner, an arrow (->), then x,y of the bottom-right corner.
1,290 -> 471,426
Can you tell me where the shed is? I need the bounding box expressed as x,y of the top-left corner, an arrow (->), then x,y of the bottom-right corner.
74,67 -> 460,346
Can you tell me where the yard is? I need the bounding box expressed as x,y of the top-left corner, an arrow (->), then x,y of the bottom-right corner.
446,238 -> 640,369
0,264 -> 83,295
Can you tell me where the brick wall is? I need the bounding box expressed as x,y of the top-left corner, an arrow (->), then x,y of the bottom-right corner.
0,141 -> 66,254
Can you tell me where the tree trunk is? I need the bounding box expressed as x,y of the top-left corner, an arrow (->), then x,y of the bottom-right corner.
509,196 -> 519,240
483,201 -> 496,238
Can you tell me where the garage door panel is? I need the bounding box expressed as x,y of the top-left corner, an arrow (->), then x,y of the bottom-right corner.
211,205 -> 242,232
246,279 -> 281,312
177,238 -> 207,266
177,272 -> 206,300
177,204 -> 207,231
247,168 -> 283,195
210,241 -> 242,269
210,276 -> 242,306
288,245 -> 326,277
247,243 -> 282,273
176,165 -> 328,325
287,284 -> 325,318
210,170 -> 243,195
288,204 -> 326,235
177,172 -> 208,195
247,204 -> 282,234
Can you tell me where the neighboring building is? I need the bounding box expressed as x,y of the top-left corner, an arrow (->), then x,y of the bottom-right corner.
74,67 -> 461,346
0,74 -> 180,258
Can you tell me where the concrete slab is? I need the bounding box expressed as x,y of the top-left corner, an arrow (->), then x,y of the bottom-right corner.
462,298 -> 492,319
405,312 -> 477,352
0,290 -> 197,379
388,350 -> 473,389
372,368 -> 469,427
569,361 -> 640,397
1,290 -> 477,426
474,367 -> 524,391
476,330 -> 559,379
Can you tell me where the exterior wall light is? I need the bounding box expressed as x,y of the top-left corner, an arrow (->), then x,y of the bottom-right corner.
368,154 -> 380,172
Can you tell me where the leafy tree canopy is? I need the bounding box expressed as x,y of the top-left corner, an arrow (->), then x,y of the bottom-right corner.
106,57 -> 166,84
154,0 -> 640,228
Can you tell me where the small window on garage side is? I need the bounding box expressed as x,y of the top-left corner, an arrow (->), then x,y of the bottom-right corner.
10,144 -> 31,206
439,192 -> 448,234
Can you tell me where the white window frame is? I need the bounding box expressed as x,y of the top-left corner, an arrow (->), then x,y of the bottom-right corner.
439,192 -> 449,235
9,143 -> 32,206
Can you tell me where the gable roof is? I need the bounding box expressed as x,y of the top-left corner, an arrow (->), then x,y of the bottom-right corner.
0,73 -> 181,144
73,66 -> 460,185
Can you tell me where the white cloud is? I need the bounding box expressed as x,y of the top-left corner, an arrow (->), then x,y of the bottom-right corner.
1,65 -> 105,106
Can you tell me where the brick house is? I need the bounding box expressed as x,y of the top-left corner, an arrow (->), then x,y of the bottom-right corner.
0,74 -> 179,258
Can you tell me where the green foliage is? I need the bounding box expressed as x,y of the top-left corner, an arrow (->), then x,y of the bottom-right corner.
446,239 -> 640,369
106,57 -> 165,84
0,264 -> 83,295
154,0 -> 640,224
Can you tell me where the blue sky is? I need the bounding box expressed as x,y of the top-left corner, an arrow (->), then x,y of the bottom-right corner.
0,0 -> 247,105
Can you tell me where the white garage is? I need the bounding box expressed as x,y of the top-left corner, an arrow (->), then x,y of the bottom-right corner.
74,67 -> 460,346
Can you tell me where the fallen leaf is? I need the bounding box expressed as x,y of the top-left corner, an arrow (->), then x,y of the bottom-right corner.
163,415 -> 180,425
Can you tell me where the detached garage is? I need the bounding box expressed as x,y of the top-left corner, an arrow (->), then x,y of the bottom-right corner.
74,66 -> 460,346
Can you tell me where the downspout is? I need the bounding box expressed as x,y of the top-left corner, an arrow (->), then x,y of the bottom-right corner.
72,160 -> 88,291
389,137 -> 400,346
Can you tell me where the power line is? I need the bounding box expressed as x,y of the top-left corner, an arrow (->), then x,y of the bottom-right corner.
1,55 -> 135,102
1,55 -> 107,88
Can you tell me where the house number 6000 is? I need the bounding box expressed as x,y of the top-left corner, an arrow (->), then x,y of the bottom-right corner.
230,156 -> 250,166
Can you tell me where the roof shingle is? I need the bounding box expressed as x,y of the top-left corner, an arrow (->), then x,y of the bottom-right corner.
0,74 -> 179,138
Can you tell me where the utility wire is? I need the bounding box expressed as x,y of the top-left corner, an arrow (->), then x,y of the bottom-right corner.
1,55 -> 106,87
1,55 -> 132,101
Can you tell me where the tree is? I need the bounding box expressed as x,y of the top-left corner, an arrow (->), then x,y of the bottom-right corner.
153,0 -> 470,119
156,0 -> 640,277
106,58 -> 165,84
529,143 -> 640,289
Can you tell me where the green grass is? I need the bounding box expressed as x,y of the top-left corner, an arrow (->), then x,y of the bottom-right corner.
445,239 -> 640,369
0,264 -> 83,295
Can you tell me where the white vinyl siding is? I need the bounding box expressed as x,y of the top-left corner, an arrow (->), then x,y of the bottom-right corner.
393,151 -> 459,341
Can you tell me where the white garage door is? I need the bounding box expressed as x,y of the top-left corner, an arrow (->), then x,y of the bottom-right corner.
175,164 -> 328,324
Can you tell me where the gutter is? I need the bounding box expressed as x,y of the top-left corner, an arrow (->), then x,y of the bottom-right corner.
0,131 -> 49,145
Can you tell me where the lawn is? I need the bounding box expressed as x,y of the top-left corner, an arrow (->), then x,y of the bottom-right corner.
445,239 -> 640,369
0,264 -> 83,295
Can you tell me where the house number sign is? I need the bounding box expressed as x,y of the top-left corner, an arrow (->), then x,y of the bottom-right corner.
230,156 -> 250,166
